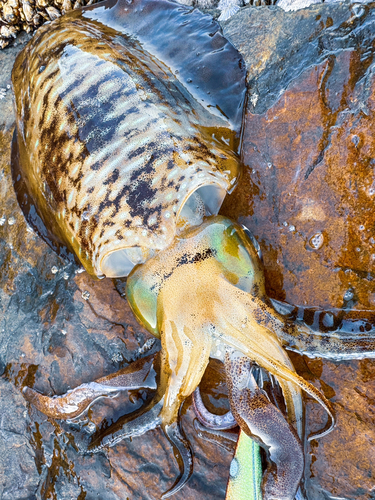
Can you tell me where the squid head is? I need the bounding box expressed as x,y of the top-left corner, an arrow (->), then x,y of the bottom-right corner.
126,216 -> 335,436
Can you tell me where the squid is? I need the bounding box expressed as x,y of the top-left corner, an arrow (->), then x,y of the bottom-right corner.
23,217 -> 334,499
10,0 -> 337,497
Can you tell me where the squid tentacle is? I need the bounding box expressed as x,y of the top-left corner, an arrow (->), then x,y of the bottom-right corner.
84,396 -> 164,454
224,349 -> 304,500
249,351 -> 334,442
84,386 -> 194,496
218,317 -> 335,441
271,298 -> 375,360
192,386 -> 237,430
80,396 -> 193,498
157,312 -> 212,426
263,372 -> 287,414
80,315 -> 204,496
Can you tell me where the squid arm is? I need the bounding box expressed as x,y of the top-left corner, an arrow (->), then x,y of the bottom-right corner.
22,353 -> 158,420
193,355 -> 304,500
23,349 -> 194,498
192,386 -> 237,430
224,350 -> 304,500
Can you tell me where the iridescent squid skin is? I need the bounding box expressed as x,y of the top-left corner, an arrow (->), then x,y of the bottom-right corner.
10,0 -> 339,498
11,0 -> 243,277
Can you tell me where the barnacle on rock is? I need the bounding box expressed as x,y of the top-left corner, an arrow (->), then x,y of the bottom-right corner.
2,2 -> 17,23
0,0 -> 101,48
45,5 -> 59,18
21,0 -> 35,23
0,24 -> 18,37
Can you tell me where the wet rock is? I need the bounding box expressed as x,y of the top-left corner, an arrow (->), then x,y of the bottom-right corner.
0,32 -> 30,130
0,378 -> 39,500
222,2 -> 375,311
2,3 -> 375,500
290,353 -> 375,500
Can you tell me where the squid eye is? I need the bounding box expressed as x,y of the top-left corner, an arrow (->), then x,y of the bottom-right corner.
241,224 -> 262,262
177,184 -> 226,232
100,247 -> 153,278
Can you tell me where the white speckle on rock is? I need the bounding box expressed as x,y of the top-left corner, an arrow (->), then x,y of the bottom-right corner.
250,93 -> 259,107
343,289 -> 354,301
309,232 -> 324,250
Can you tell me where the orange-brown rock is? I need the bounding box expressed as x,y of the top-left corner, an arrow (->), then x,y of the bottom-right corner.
290,353 -> 375,500
221,4 -> 375,500
223,13 -> 375,312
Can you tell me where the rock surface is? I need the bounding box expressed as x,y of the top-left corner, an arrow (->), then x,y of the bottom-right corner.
1,3 -> 375,500
221,3 -> 375,499
222,2 -> 375,312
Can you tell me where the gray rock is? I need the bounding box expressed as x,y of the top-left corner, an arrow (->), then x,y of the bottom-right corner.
0,378 -> 39,499
276,0 -> 321,11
